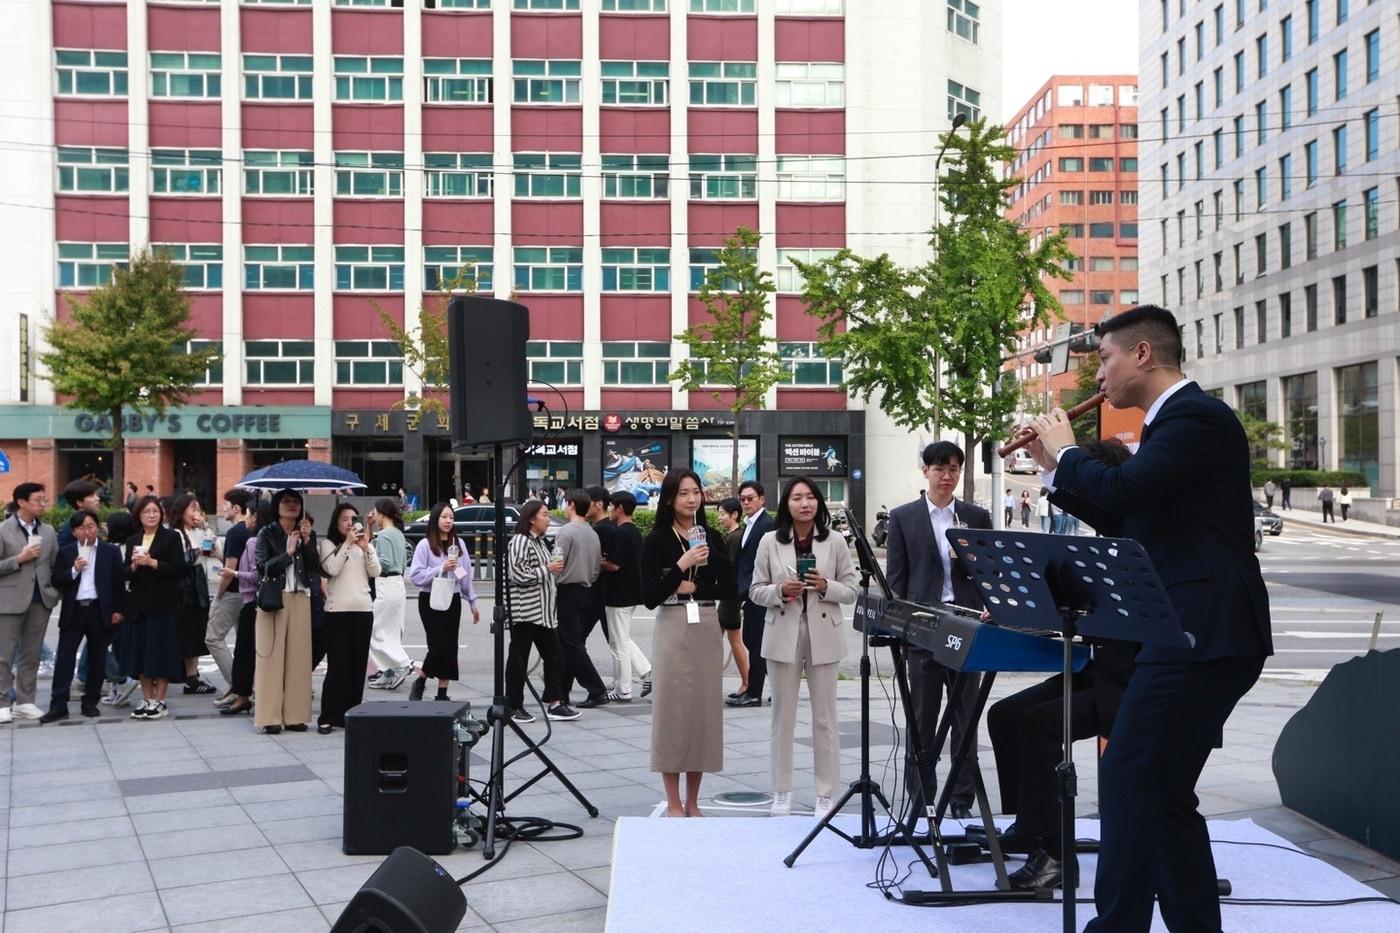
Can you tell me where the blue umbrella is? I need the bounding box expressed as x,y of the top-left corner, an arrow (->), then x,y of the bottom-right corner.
236,459 -> 367,491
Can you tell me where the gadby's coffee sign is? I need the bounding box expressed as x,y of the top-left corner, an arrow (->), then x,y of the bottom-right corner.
74,410 -> 286,436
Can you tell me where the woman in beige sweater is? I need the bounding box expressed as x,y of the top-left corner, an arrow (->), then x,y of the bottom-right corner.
317,503 -> 382,734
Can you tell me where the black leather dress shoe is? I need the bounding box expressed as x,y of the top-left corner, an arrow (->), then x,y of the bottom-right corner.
81,704 -> 101,718
963,821 -> 1041,855
725,694 -> 761,707
1008,848 -> 1076,890
949,801 -> 974,820
39,708 -> 68,724
577,693 -> 610,709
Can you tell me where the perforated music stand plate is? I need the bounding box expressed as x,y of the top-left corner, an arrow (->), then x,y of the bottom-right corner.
946,529 -> 1191,648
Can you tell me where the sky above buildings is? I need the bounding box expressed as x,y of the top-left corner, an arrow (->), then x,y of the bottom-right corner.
1002,0 -> 1140,116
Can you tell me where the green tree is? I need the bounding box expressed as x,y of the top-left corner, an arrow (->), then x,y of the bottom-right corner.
41,248 -> 220,497
376,269 -> 484,416
670,227 -> 784,496
1237,411 -> 1287,468
1065,351 -> 1102,443
801,119 -> 1072,500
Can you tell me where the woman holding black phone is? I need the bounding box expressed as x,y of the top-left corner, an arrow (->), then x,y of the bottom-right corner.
253,488 -> 320,734
317,503 -> 381,733
640,468 -> 734,817
122,496 -> 187,720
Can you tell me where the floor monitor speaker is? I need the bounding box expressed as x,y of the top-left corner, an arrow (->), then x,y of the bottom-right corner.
447,295 -> 532,449
329,846 -> 467,933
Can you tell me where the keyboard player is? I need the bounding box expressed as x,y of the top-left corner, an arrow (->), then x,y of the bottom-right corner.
884,441 -> 991,823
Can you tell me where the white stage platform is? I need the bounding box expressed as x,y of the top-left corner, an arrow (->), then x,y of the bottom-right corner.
606,815 -> 1399,932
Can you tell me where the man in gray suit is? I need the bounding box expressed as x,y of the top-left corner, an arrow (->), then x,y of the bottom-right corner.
0,482 -> 60,723
885,442 -> 991,823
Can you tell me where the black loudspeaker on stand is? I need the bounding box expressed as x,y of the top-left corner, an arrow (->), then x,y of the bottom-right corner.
446,295 -> 533,448
329,846 -> 467,933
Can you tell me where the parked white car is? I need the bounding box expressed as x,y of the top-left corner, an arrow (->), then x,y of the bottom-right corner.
1006,449 -> 1040,474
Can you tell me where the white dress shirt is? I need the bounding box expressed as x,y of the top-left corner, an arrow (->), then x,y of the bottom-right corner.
926,497 -> 959,604
74,544 -> 98,600
740,510 -> 761,549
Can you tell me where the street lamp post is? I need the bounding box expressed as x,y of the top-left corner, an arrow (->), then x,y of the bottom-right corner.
930,112 -> 967,440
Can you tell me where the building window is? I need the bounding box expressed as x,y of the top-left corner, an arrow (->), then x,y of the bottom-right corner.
1333,49 -> 1347,100
1233,306 -> 1245,349
774,0 -> 842,12
1061,190 -> 1084,205
244,245 -> 314,291
1060,290 -> 1085,304
524,341 -> 582,386
1088,157 -> 1114,172
57,242 -> 127,289
334,56 -> 404,102
1335,0 -> 1348,25
689,62 -> 756,106
186,340 -> 222,387
1280,291 -> 1292,338
1234,51 -> 1245,91
1233,114 -> 1245,156
1121,289 -> 1138,303
1362,265 -> 1377,318
1281,14 -> 1292,61
424,246 -> 493,291
245,150 -> 314,196
1364,187 -> 1379,240
946,0 -> 980,44
514,247 -> 583,292
1333,124 -> 1347,175
335,152 -> 404,197
1304,211 -> 1318,259
776,156 -> 844,201
246,0 -> 313,4
1256,33 -> 1268,78
775,247 -> 838,293
601,248 -> 671,292
603,342 -> 670,386
335,246 -> 405,292
1194,320 -> 1205,359
1304,283 -> 1318,332
1255,167 -> 1267,208
774,62 -> 844,108
1088,256 -> 1114,272
691,0 -> 754,10
1089,222 -> 1114,238
513,0 -> 580,9
1089,289 -> 1114,305
1333,274 -> 1348,324
1279,154 -> 1292,201
423,58 -> 493,103
56,147 -> 128,193
150,52 -> 221,98
154,244 -> 222,290
1120,157 -> 1136,172
601,61 -> 669,105
1333,199 -> 1347,250
243,54 -> 312,100
1365,28 -> 1380,83
602,154 -> 670,199
245,340 -> 314,386
689,155 -> 757,200
513,153 -> 581,198
948,79 -> 981,122
603,0 -> 668,9
55,49 -> 127,97
1364,108 -> 1379,161
335,341 -> 403,386
1283,370 -> 1318,469
778,342 -> 841,386
424,153 -> 494,198
1304,140 -> 1318,187
1059,157 -> 1084,172
1255,100 -> 1267,145
1255,232 -> 1267,275
1337,362 -> 1379,488
689,246 -> 753,291
427,0 -> 493,7
1306,0 -> 1319,43
1279,222 -> 1291,269
151,149 -> 221,195
513,59 -> 581,104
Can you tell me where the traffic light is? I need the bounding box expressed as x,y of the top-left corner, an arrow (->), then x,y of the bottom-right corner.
1068,322 -> 1101,354
1033,346 -> 1054,364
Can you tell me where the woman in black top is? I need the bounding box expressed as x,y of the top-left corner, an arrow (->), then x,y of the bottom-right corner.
122,495 -> 187,720
253,489 -> 321,734
640,468 -> 735,817
169,494 -> 218,696
715,496 -> 750,700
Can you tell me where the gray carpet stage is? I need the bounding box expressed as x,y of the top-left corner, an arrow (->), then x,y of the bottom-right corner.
606,816 -> 1399,931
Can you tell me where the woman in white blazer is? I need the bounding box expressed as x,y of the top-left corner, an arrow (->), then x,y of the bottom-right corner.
749,476 -> 859,818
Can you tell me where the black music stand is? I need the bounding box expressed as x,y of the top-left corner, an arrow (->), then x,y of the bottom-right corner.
783,514 -> 937,878
923,529 -> 1190,931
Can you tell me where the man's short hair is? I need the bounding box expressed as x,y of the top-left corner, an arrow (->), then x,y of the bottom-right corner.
224,488 -> 255,512
11,483 -> 44,507
921,441 -> 965,468
69,508 -> 99,530
609,490 -> 637,516
738,480 -> 765,499
63,479 -> 100,508
585,485 -> 610,510
565,488 -> 591,517
1099,304 -> 1183,368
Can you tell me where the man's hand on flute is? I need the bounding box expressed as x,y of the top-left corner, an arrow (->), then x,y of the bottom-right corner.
1027,408 -> 1077,470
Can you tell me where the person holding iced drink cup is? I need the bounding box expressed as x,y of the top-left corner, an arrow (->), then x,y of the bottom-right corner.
407,502 -> 479,702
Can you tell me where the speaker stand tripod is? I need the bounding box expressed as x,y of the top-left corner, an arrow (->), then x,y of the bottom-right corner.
478,442 -> 598,859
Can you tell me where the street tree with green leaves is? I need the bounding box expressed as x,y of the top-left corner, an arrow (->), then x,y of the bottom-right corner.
41,248 -> 220,498
376,269 -> 483,416
801,118 -> 1073,500
670,227 -> 784,496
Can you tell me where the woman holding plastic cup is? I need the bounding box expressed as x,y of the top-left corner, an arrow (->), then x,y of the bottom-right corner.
748,476 -> 860,819
640,468 -> 734,817
122,495 -> 187,720
407,502 -> 479,702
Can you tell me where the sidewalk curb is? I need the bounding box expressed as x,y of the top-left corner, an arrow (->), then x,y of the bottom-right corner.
1280,512 -> 1400,540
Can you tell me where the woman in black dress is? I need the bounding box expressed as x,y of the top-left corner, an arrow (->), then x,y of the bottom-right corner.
640,469 -> 734,817
122,495 -> 187,720
169,494 -> 218,695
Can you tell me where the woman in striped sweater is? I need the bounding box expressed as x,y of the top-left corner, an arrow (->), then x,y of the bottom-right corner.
503,500 -> 574,722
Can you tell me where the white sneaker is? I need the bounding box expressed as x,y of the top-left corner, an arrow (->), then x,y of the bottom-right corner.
814,795 -> 836,820
770,791 -> 792,816
12,703 -> 44,720
0,707 -> 11,724
37,660 -> 54,679
107,680 -> 138,707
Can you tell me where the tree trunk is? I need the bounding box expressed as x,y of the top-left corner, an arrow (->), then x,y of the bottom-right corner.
730,412 -> 741,503
110,405 -> 126,504
963,429 -> 977,503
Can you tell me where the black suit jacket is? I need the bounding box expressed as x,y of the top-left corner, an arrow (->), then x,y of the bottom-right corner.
1051,382 -> 1272,664
734,510 -> 774,602
123,526 -> 188,618
885,496 -> 991,610
52,540 -> 125,627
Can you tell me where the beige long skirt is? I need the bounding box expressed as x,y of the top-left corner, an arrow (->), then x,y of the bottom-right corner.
650,603 -> 724,774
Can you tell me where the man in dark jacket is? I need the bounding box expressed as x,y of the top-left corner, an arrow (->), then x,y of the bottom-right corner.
726,481 -> 774,707
45,510 -> 124,720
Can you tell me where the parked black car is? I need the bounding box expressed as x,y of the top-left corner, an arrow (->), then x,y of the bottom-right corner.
1253,500 -> 1284,535
404,504 -> 563,555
